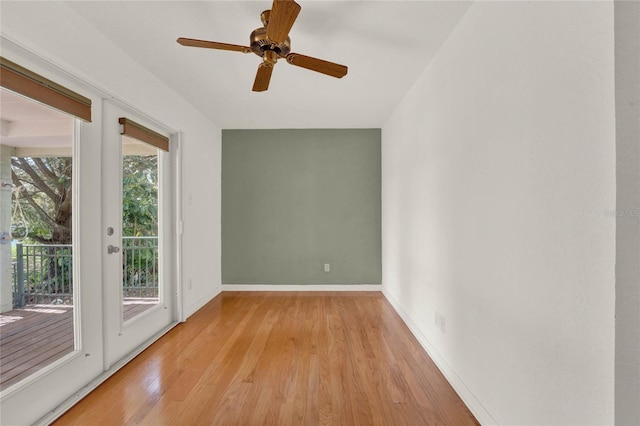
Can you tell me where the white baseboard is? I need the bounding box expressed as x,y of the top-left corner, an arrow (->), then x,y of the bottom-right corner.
185,289 -> 220,320
381,286 -> 497,426
222,284 -> 382,292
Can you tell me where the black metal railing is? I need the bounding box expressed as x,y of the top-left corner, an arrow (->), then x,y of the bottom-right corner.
11,237 -> 158,308
122,236 -> 159,298
12,244 -> 73,307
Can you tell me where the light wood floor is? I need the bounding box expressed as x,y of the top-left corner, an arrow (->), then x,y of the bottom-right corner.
54,292 -> 478,425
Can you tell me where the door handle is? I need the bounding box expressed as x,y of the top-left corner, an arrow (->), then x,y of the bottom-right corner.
107,245 -> 120,254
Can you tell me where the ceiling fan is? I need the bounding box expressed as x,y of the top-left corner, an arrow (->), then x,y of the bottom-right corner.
177,0 -> 348,92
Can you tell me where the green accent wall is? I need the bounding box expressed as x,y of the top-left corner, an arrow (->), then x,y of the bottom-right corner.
222,129 -> 381,284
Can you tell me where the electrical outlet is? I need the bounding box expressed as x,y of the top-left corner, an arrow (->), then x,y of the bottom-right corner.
324,263 -> 330,272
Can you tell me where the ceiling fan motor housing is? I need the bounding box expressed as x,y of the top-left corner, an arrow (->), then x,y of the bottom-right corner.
250,10 -> 291,58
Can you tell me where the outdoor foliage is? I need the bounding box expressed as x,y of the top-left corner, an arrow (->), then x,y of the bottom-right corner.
10,154 -> 159,305
11,157 -> 72,244
11,155 -> 159,241
122,155 -> 158,237
122,155 -> 159,296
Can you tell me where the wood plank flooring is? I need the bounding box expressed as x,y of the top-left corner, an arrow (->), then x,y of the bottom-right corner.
0,304 -> 74,389
54,292 -> 478,425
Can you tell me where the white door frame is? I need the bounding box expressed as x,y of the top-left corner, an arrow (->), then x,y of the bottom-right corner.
0,38 -> 185,425
101,99 -> 180,369
0,109 -> 104,426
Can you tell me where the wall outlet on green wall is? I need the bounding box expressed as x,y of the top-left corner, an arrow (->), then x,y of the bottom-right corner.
221,128 -> 381,285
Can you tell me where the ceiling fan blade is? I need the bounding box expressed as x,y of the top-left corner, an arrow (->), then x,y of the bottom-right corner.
177,37 -> 252,53
252,62 -> 274,92
267,0 -> 301,44
286,53 -> 348,78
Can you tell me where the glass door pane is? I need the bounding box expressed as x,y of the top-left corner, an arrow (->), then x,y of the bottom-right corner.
0,88 -> 78,391
121,136 -> 160,322
103,100 -> 173,368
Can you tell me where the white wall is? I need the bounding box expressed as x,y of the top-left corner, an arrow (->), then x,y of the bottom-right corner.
1,3 -> 221,422
382,2 -> 616,425
1,1 -> 222,318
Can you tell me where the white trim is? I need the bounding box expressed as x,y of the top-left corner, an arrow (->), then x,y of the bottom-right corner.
1,37 -> 178,137
101,99 -> 175,368
174,132 -> 184,322
185,290 -> 220,320
381,286 -> 497,426
0,95 -> 85,402
33,321 -> 178,426
1,36 -> 103,104
71,117 -> 83,353
222,284 -> 382,292
0,350 -> 83,400
1,34 -> 186,425
105,97 -> 174,140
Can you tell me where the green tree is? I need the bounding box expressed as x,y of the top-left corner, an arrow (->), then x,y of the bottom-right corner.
122,155 -> 158,236
11,157 -> 72,244
11,155 -> 158,242
11,157 -> 73,298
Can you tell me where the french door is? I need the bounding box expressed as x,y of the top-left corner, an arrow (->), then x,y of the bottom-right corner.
0,54 -> 180,425
102,100 -> 175,368
0,102 -> 103,426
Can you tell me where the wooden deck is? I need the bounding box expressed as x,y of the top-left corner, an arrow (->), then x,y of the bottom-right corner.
0,304 -> 74,390
123,297 -> 159,322
0,298 -> 158,390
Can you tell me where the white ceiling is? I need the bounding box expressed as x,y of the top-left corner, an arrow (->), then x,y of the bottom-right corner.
0,88 -> 73,148
0,1 -> 472,130
61,0 -> 472,129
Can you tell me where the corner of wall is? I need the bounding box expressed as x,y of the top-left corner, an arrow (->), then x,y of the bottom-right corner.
380,286 -> 497,425
614,1 -> 640,423
381,2 -> 616,424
